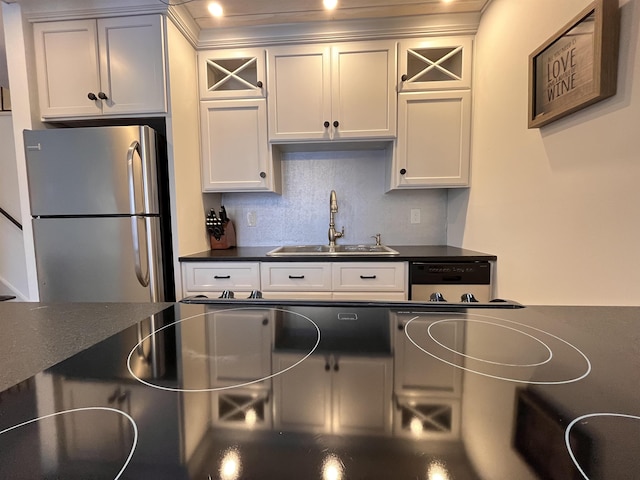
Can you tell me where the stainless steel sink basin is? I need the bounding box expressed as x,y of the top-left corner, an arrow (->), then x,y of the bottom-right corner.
266,244 -> 399,256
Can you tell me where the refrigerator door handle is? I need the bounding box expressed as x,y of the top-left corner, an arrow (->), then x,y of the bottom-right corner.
127,141 -> 150,288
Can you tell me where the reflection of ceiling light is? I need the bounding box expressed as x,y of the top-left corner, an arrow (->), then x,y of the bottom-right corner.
245,408 -> 257,426
323,0 -> 338,10
427,460 -> 451,480
322,453 -> 344,480
410,416 -> 424,435
208,2 -> 223,17
220,448 -> 241,480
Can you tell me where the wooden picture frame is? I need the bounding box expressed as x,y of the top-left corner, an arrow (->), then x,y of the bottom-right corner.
528,0 -> 619,128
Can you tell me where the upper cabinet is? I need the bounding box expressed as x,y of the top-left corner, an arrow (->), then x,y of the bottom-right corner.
398,36 -> 472,91
33,15 -> 167,120
267,40 -> 397,142
198,48 -> 266,99
390,36 -> 473,189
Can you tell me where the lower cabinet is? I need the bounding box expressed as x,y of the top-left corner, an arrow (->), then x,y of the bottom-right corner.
182,262 -> 261,298
272,352 -> 392,435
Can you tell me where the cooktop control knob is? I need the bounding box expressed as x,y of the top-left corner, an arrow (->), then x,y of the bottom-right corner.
219,290 -> 235,299
247,290 -> 263,299
461,293 -> 479,302
429,292 -> 447,302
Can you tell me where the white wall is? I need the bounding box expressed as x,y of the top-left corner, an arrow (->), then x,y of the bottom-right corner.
448,0 -> 640,306
0,113 -> 28,298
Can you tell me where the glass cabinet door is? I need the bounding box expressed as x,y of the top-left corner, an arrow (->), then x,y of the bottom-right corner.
399,37 -> 472,91
198,48 -> 266,99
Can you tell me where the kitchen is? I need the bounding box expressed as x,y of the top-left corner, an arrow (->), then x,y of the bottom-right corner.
0,0 -> 639,478
0,0 -> 637,305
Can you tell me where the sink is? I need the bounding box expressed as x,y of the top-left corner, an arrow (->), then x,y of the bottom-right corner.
266,244 -> 399,256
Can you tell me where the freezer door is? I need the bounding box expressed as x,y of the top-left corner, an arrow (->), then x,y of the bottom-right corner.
33,217 -> 164,302
24,126 -> 158,216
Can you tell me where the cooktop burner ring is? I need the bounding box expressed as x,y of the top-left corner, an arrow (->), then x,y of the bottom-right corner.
427,318 -> 554,367
565,413 -> 640,480
405,312 -> 592,385
0,406 -> 138,480
127,307 -> 321,393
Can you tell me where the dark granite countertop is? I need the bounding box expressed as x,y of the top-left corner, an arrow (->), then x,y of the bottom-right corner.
179,245 -> 497,262
0,302 -> 172,392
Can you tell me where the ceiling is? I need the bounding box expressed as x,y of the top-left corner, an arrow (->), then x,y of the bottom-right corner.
178,0 -> 491,30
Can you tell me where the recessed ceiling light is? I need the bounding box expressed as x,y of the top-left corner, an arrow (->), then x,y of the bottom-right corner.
323,0 -> 338,10
208,2 -> 223,17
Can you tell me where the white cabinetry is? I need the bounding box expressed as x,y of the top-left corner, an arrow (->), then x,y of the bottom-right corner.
181,262 -> 260,298
272,353 -> 392,435
260,261 -> 406,300
33,15 -> 166,120
390,36 -> 473,190
267,41 -> 396,142
200,99 -> 281,192
197,49 -> 281,193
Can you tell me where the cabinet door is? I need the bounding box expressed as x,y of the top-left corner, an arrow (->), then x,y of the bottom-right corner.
200,99 -> 279,192
97,15 -> 166,115
207,309 -> 272,388
399,36 -> 473,91
332,356 -> 392,435
331,41 -> 397,140
33,20 -> 102,118
199,48 -> 266,99
260,262 -> 332,292
332,262 -> 406,292
267,44 -> 332,141
182,261 -> 261,296
393,90 -> 471,188
272,354 -> 332,433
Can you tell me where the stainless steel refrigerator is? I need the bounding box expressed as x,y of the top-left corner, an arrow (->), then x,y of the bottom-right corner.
24,125 -> 173,302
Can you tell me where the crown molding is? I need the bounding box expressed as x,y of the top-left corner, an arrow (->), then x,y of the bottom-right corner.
166,4 -> 200,47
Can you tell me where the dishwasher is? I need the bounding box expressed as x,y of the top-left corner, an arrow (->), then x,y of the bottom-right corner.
409,261 -> 493,303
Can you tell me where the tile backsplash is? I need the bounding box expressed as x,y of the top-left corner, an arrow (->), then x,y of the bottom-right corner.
216,148 -> 448,246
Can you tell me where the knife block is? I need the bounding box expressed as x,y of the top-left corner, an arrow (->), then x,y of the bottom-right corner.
210,220 -> 237,249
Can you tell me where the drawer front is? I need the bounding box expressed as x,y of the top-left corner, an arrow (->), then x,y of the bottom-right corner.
184,262 -> 260,292
261,263 -> 332,291
332,262 -> 406,291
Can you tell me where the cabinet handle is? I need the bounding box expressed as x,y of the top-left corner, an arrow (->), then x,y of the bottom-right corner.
259,171 -> 267,179
333,120 -> 339,128
262,318 -> 269,326
324,121 -> 330,128
400,168 -> 407,175
288,275 -> 305,279
87,92 -> 98,101
360,275 -> 377,279
98,91 -> 108,100
256,80 -> 263,88
214,275 -> 230,279
401,74 -> 407,82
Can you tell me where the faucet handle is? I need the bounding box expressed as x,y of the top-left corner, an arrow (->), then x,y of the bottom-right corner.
337,227 -> 345,238
371,233 -> 381,246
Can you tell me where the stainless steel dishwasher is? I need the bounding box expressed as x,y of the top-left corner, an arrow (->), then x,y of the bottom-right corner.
409,261 -> 493,302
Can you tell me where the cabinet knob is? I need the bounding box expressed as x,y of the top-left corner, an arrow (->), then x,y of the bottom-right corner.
324,121 -> 330,128
333,120 -> 339,128
400,168 -> 407,175
334,362 -> 339,372
256,80 -> 263,88
87,92 -> 98,101
401,74 -> 408,82
398,322 -> 404,331
262,318 -> 269,326
325,362 -> 331,372
259,171 -> 266,179
98,91 -> 108,100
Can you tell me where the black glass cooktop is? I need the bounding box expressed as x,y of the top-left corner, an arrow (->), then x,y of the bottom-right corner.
1,302 -> 638,479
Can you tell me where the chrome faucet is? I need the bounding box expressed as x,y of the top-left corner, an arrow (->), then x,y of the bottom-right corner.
328,190 -> 344,247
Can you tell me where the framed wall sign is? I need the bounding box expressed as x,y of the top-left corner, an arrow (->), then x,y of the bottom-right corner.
528,0 -> 619,128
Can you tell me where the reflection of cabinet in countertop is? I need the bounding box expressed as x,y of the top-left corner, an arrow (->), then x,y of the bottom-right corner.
33,15 -> 166,120
272,352 -> 393,436
392,312 -> 465,439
